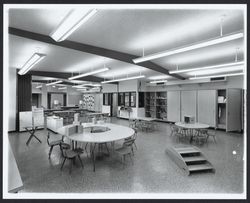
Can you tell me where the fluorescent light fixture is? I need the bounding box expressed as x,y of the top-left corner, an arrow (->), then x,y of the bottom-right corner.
50,9 -> 97,42
68,67 -> 109,80
36,85 -> 43,89
187,65 -> 243,76
189,72 -> 244,80
169,61 -> 244,74
72,84 -> 91,88
18,53 -> 46,75
133,32 -> 243,63
101,75 -> 145,84
150,80 -> 168,84
46,80 -> 63,86
58,87 -> 67,90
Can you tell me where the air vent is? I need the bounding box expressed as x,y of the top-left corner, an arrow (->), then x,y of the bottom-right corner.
210,77 -> 226,81
156,82 -> 165,85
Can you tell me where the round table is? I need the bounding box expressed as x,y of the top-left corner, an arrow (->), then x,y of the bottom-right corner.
175,122 -> 209,143
57,123 -> 134,171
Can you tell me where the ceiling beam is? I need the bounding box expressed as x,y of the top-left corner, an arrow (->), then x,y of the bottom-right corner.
9,27 -> 185,80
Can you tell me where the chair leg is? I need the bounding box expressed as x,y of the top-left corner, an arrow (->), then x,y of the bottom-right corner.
61,157 -> 66,170
48,146 -> 54,159
105,143 -> 109,154
213,135 -> 217,143
85,143 -> 89,157
133,142 -> 137,150
78,155 -> 84,169
128,153 -> 133,165
69,158 -> 73,174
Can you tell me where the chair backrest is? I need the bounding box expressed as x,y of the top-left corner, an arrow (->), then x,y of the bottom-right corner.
132,128 -> 138,139
123,138 -> 135,147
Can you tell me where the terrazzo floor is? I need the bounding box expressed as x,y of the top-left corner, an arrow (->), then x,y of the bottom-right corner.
8,118 -> 244,195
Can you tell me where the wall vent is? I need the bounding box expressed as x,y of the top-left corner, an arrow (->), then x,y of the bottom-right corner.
210,77 -> 226,82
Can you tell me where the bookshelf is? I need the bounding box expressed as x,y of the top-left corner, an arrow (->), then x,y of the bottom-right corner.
145,91 -> 167,120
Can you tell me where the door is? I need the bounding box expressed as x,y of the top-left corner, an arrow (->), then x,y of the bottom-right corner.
167,91 -> 181,122
181,90 -> 197,122
197,90 -> 216,127
112,93 -> 118,117
226,89 -> 242,132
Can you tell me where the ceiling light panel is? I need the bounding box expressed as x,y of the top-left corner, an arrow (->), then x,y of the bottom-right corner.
147,75 -> 171,80
169,61 -> 244,74
186,65 -> 244,76
18,53 -> 46,75
46,80 -> 63,86
133,32 -> 243,63
189,72 -> 244,80
101,75 -> 145,84
68,67 -> 109,80
50,9 -> 97,42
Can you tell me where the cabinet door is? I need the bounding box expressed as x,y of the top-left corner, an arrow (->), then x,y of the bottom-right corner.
226,89 -> 242,132
197,90 -> 216,127
167,91 -> 181,122
181,90 -> 197,122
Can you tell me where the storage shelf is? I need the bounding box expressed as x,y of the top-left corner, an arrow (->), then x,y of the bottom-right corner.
145,91 -> 167,120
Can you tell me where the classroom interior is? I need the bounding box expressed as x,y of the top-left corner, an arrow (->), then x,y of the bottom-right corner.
4,4 -> 246,199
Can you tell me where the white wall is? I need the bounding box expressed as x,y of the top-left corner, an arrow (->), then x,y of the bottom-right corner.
118,79 -> 138,92
8,68 -> 17,131
32,84 -> 83,108
102,84 -> 118,93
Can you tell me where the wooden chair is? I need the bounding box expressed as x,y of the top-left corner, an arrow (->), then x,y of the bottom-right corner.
193,129 -> 208,145
47,132 -> 70,159
128,118 -> 136,128
205,129 -> 217,143
170,123 -> 180,136
125,127 -> 138,151
115,138 -> 136,167
60,143 -> 84,174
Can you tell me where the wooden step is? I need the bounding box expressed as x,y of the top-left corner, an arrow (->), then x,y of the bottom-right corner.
177,148 -> 200,154
183,156 -> 206,163
188,163 -> 213,172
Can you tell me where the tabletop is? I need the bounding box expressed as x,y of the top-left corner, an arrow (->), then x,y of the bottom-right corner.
175,122 -> 209,129
57,123 -> 134,143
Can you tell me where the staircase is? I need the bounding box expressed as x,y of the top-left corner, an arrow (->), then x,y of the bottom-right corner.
166,145 -> 215,175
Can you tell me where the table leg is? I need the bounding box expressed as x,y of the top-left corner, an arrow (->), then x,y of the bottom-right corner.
91,143 -> 97,172
26,127 -> 42,146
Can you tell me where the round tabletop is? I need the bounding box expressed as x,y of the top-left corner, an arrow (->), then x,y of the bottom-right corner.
57,123 -> 134,143
175,122 -> 209,129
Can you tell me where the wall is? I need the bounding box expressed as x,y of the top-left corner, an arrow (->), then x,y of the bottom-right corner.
118,79 -> 138,92
32,84 -> 82,108
102,84 -> 118,93
8,68 -> 17,131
